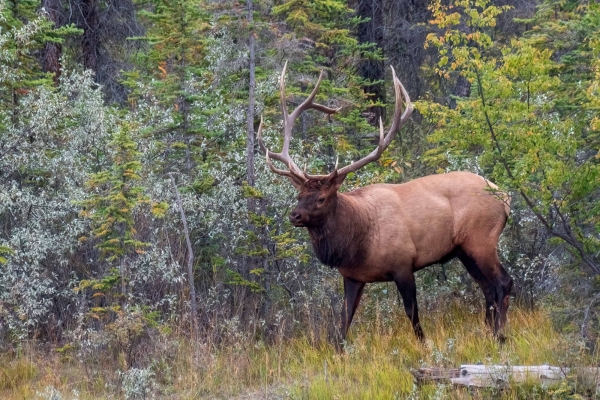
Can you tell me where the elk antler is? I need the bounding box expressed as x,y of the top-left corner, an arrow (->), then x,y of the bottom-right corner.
257,63 -> 413,183
257,61 -> 340,184
336,66 -> 413,177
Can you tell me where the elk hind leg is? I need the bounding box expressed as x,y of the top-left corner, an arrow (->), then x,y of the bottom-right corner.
457,248 -> 513,340
394,272 -> 425,341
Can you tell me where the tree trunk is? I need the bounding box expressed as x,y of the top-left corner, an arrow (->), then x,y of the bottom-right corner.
246,0 -> 256,190
81,0 -> 99,72
42,0 -> 63,84
170,174 -> 198,332
120,257 -> 126,306
383,0 -> 430,100
449,75 -> 471,109
354,0 -> 385,125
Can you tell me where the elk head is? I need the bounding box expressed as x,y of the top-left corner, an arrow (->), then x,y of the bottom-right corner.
257,62 -> 414,227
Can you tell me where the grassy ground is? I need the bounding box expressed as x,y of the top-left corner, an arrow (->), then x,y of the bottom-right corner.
1,302 -> 597,399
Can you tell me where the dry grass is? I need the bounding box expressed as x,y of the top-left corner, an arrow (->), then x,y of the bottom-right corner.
1,302 -> 597,399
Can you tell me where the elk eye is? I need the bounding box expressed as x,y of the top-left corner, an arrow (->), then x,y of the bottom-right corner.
317,197 -> 325,205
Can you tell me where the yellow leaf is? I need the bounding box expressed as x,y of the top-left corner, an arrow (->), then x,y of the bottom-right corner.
158,63 -> 167,78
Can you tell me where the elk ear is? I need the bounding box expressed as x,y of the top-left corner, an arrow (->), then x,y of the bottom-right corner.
325,170 -> 347,192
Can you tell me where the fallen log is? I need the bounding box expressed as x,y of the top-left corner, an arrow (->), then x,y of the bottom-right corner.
412,367 -> 460,383
413,365 -> 600,389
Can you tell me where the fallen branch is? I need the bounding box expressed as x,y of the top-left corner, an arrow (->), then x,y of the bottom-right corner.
169,173 -> 198,332
414,365 -> 600,389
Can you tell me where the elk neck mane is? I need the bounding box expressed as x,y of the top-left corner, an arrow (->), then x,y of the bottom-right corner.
306,192 -> 373,268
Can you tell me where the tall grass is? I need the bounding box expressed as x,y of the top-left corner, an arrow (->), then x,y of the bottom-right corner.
2,301 -> 597,399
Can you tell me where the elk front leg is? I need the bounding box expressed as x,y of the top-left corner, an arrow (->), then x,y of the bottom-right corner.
394,272 -> 425,341
339,277 -> 365,346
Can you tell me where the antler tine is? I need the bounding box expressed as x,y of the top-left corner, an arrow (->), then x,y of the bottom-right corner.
280,61 -> 289,122
288,69 -> 340,122
336,66 -> 413,177
255,64 -> 304,179
264,151 -> 307,182
257,115 -> 278,159
282,68 -> 339,156
382,66 -> 413,148
259,62 -> 342,183
256,114 -> 266,152
302,157 -> 340,181
257,114 -> 306,181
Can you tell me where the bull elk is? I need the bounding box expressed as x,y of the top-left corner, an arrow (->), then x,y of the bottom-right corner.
257,62 -> 513,346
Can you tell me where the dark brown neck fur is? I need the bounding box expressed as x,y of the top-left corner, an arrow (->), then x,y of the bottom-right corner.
306,194 -> 371,268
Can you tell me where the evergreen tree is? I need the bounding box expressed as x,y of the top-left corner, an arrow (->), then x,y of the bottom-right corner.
80,124 -> 166,304
0,1 -> 79,130
61,0 -> 142,101
126,0 -> 212,174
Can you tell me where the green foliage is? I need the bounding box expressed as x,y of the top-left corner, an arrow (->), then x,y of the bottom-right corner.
0,246 -> 12,265
241,182 -> 264,199
273,0 -> 357,53
105,308 -> 155,365
0,2 -> 81,130
127,0 -> 212,130
419,0 -> 600,272
0,67 -> 117,339
76,268 -> 121,294
81,124 -> 151,262
226,269 -> 265,293
188,175 -> 216,195
271,230 -> 311,263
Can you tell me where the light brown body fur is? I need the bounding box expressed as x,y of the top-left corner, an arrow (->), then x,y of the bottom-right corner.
292,171 -> 512,344
334,171 -> 509,282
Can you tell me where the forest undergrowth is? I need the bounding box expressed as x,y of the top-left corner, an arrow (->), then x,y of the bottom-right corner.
1,294 -> 597,399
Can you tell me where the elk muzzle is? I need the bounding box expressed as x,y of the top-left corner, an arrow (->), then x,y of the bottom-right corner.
289,209 -> 305,227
